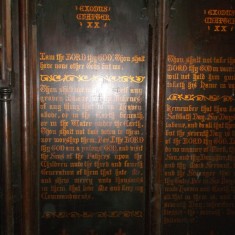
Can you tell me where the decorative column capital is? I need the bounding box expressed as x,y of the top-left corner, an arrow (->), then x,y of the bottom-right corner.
0,87 -> 12,101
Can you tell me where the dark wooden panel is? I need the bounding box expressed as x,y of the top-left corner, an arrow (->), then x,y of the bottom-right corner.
37,1 -> 149,234
162,0 -> 235,234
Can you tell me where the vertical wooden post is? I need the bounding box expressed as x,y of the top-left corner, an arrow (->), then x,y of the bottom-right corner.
19,0 -> 32,234
1,0 -> 12,85
152,0 -> 167,234
1,0 -> 13,233
0,87 -> 13,235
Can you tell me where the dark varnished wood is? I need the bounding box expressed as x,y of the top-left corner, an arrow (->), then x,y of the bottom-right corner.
0,87 -> 13,235
0,0 -> 12,86
151,1 -> 167,234
19,0 -> 32,234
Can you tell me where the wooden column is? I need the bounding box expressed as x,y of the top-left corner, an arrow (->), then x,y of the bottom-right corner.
0,87 -> 13,235
152,0 -> 167,234
19,0 -> 32,234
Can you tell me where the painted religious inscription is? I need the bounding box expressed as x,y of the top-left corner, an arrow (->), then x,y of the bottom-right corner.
162,0 -> 235,234
38,0 -> 149,234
